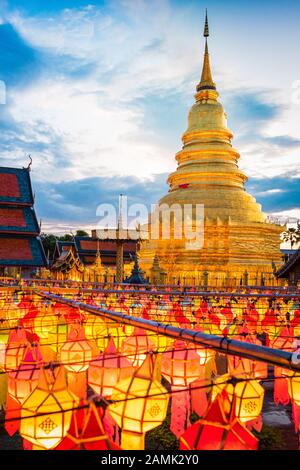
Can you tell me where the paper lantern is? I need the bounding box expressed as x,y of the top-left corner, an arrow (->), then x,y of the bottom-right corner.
48,320 -> 69,354
0,330 -> 9,370
161,340 -> 201,437
196,345 -> 215,366
60,327 -> 92,373
234,380 -> 265,423
84,314 -> 106,341
274,366 -> 290,406
56,401 -> 121,450
122,328 -> 154,367
104,323 -> 125,352
4,328 -> 28,372
211,373 -> 234,414
288,373 -> 300,405
34,306 -> 58,342
88,337 -> 133,397
20,366 -> 79,449
20,305 -> 39,334
8,344 -> 42,403
108,355 -> 169,450
211,374 -> 265,423
179,393 -> 258,450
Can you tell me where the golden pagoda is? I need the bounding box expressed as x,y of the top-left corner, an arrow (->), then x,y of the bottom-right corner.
140,12 -> 282,285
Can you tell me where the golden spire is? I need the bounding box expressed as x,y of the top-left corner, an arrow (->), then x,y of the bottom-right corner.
197,10 -> 216,92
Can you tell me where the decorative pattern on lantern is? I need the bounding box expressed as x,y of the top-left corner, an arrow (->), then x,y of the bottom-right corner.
161,340 -> 201,438
8,343 -> 42,404
88,337 -> 133,397
179,394 -> 258,450
60,327 -> 92,373
122,328 -> 155,367
20,366 -> 79,449
108,355 -> 169,450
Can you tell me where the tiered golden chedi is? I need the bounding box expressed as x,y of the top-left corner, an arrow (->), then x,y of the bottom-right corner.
140,17 -> 282,284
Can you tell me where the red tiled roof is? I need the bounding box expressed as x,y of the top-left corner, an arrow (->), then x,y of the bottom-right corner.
79,239 -> 137,252
0,208 -> 26,227
0,238 -> 33,260
0,173 -> 20,198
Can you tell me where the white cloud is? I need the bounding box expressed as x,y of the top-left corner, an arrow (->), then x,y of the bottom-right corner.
0,0 -> 299,222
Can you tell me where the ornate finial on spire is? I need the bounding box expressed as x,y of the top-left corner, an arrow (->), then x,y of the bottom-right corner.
196,9 -> 217,95
204,8 -> 209,37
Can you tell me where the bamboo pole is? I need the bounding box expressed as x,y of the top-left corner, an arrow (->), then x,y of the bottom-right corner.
36,291 -> 300,372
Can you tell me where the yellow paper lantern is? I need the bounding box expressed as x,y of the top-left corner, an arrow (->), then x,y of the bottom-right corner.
288,373 -> 300,405
60,327 -> 93,373
34,306 -> 58,342
108,355 -> 169,449
20,366 -> 79,449
234,380 -> 265,422
48,320 -> 69,354
196,346 -> 215,366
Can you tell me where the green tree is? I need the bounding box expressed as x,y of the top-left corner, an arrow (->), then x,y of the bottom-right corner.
75,230 -> 89,237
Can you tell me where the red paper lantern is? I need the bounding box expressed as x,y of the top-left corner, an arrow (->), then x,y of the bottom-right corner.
179,393 -> 258,450
56,401 -> 121,450
161,340 -> 201,437
8,343 -> 42,403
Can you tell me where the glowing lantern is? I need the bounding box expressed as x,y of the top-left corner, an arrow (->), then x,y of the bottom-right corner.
8,343 -> 42,403
122,328 -> 155,367
34,306 -> 58,342
60,327 -> 92,373
108,355 -> 169,450
4,328 -> 28,372
274,366 -> 290,406
104,323 -> 125,352
0,330 -> 9,370
161,340 -> 201,437
88,337 -> 133,397
211,375 -> 265,423
56,401 -> 121,450
179,394 -> 258,450
234,380 -> 265,423
5,394 -> 21,436
20,304 -> 39,334
211,373 -> 234,414
288,373 -> 300,406
196,345 -> 215,366
228,331 -> 267,380
48,320 -> 69,354
20,366 -> 79,449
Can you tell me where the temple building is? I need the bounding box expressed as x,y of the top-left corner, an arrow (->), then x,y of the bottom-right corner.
276,249 -> 300,287
51,236 -> 138,282
0,166 -> 47,278
140,14 -> 283,286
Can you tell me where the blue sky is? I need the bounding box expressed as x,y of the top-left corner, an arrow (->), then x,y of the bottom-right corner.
0,0 -> 299,233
